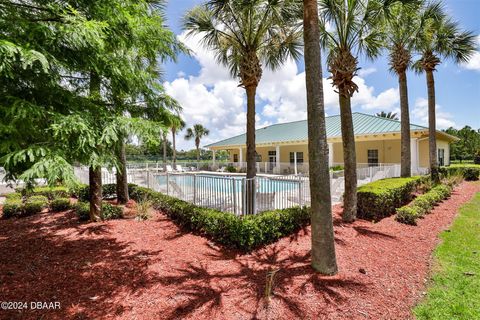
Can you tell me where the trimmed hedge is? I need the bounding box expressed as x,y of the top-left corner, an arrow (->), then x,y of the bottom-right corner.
357,176 -> 424,220
23,196 -> 49,216
439,166 -> 480,181
395,184 -> 453,225
75,201 -> 123,221
16,186 -> 69,200
51,198 -> 71,212
129,185 -> 310,251
72,183 -> 120,201
2,199 -> 23,218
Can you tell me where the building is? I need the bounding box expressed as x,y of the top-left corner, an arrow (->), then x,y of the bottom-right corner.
205,112 -> 458,174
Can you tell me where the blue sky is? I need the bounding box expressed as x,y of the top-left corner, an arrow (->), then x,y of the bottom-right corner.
162,0 -> 480,150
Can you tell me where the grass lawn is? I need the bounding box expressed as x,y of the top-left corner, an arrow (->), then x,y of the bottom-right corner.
449,163 -> 480,168
414,189 -> 480,320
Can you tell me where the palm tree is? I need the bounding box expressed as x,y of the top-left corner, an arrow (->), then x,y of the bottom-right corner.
185,124 -> 210,163
170,114 -> 186,169
319,0 -> 390,222
415,3 -> 476,182
383,1 -> 422,177
303,0 -> 337,275
375,111 -> 399,120
183,0 -> 302,181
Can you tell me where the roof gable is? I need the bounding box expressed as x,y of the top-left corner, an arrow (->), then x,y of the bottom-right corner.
206,112 -> 429,148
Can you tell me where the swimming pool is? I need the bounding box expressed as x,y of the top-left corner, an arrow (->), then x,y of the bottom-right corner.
155,174 -> 300,193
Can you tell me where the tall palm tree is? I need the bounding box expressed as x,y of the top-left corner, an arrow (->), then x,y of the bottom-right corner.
183,0 -> 302,181
319,0 -> 390,222
375,111 -> 399,120
415,3 -> 476,182
303,0 -> 337,275
383,1 -> 421,177
170,114 -> 186,169
185,124 -> 210,163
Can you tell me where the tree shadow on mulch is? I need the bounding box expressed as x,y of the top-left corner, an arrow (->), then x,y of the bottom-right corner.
156,244 -> 369,319
0,211 -> 162,320
353,226 -> 396,240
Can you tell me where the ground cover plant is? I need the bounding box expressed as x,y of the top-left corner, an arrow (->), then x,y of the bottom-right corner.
414,191 -> 480,319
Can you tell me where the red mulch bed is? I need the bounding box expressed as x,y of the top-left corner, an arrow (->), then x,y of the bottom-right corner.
0,182 -> 479,320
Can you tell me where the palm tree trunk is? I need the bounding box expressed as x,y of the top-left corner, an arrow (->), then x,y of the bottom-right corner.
399,70 -> 411,177
116,137 -> 129,204
426,69 -> 439,183
245,85 -> 257,214
303,0 -> 337,275
162,132 -> 167,169
196,144 -> 200,163
246,86 -> 257,179
339,92 -> 357,222
89,166 -> 102,221
172,128 -> 177,170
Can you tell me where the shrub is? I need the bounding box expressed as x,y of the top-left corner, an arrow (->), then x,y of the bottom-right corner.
330,165 -> 344,172
128,185 -> 310,251
23,197 -> 48,216
102,203 -> 123,220
474,150 -> 480,165
5,193 -> 22,200
51,198 -> 71,212
72,183 -> 118,201
226,165 -> 237,173
75,202 -> 90,221
396,184 -> 453,225
357,176 -> 424,220
2,199 -> 23,218
463,167 -> 480,181
32,186 -> 69,200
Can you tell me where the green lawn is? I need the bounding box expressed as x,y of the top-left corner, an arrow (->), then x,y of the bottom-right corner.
449,163 -> 480,168
414,188 -> 480,320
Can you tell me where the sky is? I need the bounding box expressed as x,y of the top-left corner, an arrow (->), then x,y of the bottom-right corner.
161,0 -> 480,151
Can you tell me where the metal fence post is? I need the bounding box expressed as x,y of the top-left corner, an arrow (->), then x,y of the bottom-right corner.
166,173 -> 169,195
193,174 -> 197,204
298,176 -> 303,207
232,178 -> 237,215
252,178 -> 257,214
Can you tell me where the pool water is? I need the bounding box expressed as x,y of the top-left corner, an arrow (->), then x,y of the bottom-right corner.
156,174 -> 300,193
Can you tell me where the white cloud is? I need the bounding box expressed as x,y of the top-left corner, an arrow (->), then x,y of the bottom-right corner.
358,67 -> 377,77
411,98 -> 456,129
166,31 -> 403,149
462,35 -> 480,72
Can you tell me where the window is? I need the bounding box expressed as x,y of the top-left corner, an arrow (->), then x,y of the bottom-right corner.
255,152 -> 262,162
233,154 -> 238,162
438,149 -> 445,166
289,152 -> 304,164
367,149 -> 379,166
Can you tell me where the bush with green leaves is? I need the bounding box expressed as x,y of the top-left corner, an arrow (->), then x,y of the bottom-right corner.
5,193 -> 22,201
51,198 -> 71,212
474,150 -> 480,165
75,202 -> 90,221
226,165 -> 237,173
357,176 -> 425,220
2,199 -> 23,218
135,198 -> 153,221
75,201 -> 123,221
102,203 -> 123,220
463,167 -> 480,181
73,183 -> 118,201
23,196 -> 49,216
395,184 -> 453,225
129,185 -> 310,251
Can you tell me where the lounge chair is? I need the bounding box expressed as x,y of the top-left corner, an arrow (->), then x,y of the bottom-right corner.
166,165 -> 174,172
176,165 -> 187,172
217,167 -> 226,172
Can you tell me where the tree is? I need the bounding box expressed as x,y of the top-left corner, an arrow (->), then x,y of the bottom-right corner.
445,126 -> 480,162
382,1 -> 423,177
184,0 -> 302,180
375,111 -> 399,120
319,0 -> 391,222
303,0 -> 337,274
415,3 -> 476,182
170,114 -> 186,169
185,124 -> 210,163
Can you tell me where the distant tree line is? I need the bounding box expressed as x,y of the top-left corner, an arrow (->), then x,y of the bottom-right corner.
445,126 -> 480,163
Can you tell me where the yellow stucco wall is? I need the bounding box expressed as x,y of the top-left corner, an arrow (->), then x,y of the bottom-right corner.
226,137 -> 450,167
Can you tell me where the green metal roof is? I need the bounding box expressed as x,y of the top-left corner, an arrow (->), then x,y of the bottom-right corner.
206,112 -> 429,148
